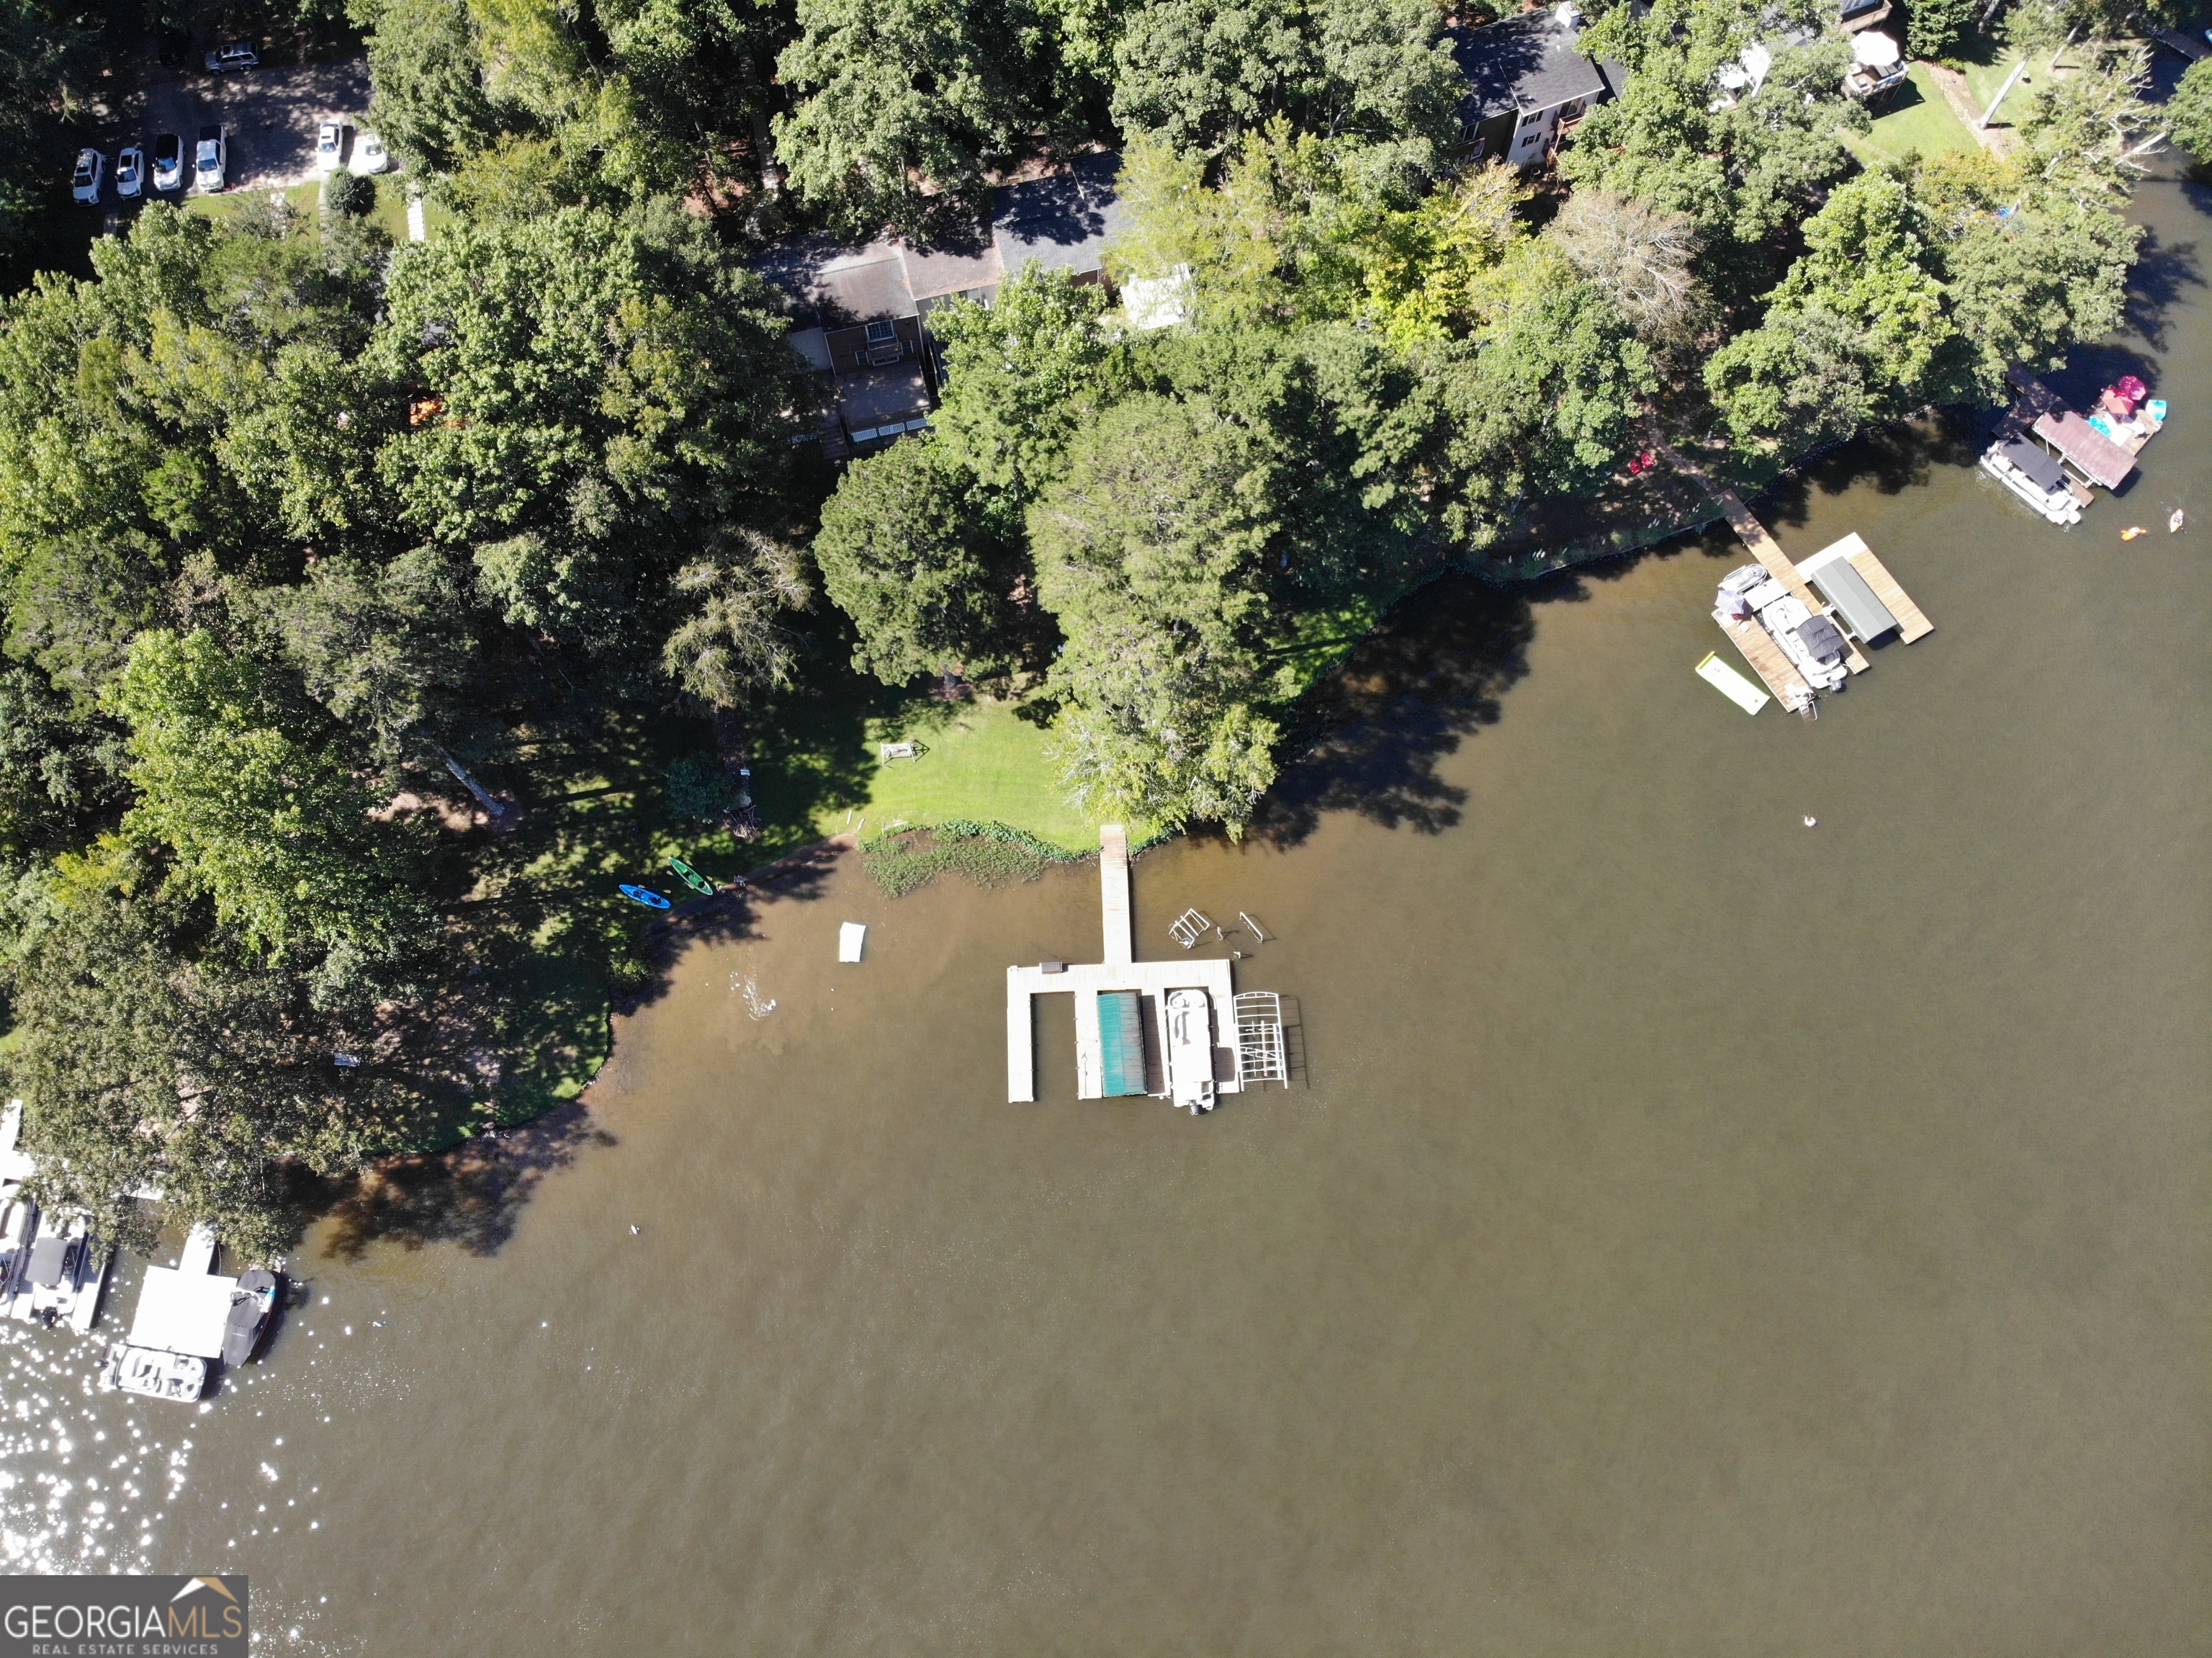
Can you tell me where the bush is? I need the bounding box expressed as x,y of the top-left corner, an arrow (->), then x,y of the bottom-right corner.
665,752 -> 735,823
860,820 -> 1080,896
323,170 -> 375,218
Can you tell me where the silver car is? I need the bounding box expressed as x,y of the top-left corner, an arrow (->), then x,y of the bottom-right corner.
71,148 -> 102,205
194,126 -> 225,192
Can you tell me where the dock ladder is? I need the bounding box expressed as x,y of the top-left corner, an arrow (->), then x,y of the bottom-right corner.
1232,992 -> 1289,1087
1169,908 -> 1212,950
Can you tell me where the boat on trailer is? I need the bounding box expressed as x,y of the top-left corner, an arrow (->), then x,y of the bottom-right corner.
102,1343 -> 207,1402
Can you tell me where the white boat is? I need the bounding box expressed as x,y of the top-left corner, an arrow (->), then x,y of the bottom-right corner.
1980,436 -> 2085,526
1717,568 -> 1850,691
1164,989 -> 1218,1114
102,1343 -> 207,1402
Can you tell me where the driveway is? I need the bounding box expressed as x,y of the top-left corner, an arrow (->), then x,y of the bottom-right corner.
125,56 -> 374,194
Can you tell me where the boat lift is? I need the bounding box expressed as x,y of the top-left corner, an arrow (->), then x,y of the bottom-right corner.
1233,992 -> 1289,1088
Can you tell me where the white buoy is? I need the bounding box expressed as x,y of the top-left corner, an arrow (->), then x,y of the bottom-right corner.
1803,815 -> 1817,828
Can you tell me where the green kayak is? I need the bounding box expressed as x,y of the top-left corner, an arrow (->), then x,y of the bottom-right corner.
667,856 -> 716,897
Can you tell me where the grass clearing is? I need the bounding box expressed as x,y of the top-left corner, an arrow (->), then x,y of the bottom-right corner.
1858,67 -> 1980,162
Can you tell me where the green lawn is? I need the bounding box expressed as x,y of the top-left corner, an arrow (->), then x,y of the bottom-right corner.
1858,66 -> 1980,162
183,179 -> 323,224
820,692 -> 1107,852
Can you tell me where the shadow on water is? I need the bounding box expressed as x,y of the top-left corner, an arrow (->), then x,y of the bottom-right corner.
1249,570 -> 1537,847
293,1101 -> 618,1263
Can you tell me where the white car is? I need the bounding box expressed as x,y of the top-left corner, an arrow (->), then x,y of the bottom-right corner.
315,119 -> 344,173
151,133 -> 182,192
115,145 -> 144,199
194,125 -> 225,192
70,148 -> 102,205
348,132 -> 390,176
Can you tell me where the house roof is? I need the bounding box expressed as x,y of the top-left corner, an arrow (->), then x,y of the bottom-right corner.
993,151 -> 1127,279
755,151 -> 1128,329
1447,10 -> 1609,120
2033,411 -> 2135,491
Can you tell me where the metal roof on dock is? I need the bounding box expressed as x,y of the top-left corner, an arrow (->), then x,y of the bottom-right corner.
2031,411 -> 2136,492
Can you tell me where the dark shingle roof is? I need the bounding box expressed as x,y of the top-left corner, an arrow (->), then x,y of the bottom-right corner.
1447,11 -> 1609,119
992,151 -> 1127,279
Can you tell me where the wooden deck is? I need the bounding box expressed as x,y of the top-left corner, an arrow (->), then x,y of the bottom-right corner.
1809,533 -> 1935,644
1717,613 -> 1815,712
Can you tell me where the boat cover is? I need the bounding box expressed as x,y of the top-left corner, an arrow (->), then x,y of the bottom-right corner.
1808,557 -> 1897,642
1796,613 -> 1848,663
1097,990 -> 1147,1097
1996,437 -> 2066,492
26,1234 -> 68,1287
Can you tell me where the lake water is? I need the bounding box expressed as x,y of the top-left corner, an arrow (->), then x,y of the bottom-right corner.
4,177 -> 2209,1655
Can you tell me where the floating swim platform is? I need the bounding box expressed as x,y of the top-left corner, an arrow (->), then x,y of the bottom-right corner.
838,922 -> 867,963
1696,652 -> 1771,715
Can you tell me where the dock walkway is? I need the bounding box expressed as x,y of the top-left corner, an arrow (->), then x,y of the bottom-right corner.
1007,824 -> 1243,1104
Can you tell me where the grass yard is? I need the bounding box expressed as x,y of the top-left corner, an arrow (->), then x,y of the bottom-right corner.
183,179 -> 322,224
1858,66 -> 1980,162
809,692 -> 1107,853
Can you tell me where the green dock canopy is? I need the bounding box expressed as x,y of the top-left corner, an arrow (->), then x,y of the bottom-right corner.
1097,990 -> 1148,1097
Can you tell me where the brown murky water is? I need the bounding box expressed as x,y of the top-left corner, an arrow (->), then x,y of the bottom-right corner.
6,180 -> 2210,1655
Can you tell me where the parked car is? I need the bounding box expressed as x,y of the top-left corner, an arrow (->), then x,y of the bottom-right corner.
151,133 -> 182,192
315,120 -> 345,173
349,132 -> 390,176
194,125 -> 225,192
71,148 -> 102,205
203,40 -> 257,72
115,145 -> 145,200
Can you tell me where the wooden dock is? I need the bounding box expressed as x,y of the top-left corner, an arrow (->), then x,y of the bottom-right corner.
1717,613 -> 1815,712
2154,24 -> 2207,60
1804,533 -> 1934,644
1712,493 -> 1871,674
1099,823 -> 1133,965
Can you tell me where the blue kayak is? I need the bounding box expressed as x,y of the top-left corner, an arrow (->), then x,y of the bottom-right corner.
619,884 -> 672,910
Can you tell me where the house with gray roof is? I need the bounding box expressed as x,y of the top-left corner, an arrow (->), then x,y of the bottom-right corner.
756,153 -> 1128,460
1447,3 -> 1624,169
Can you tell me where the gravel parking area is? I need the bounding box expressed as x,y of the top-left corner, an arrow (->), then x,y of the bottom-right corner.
115,55 -> 374,194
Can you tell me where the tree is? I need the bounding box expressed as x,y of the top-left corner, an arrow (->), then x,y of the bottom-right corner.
660,529 -> 810,706
1029,392 -> 1286,830
1704,171 -> 1949,447
1546,189 -> 1703,340
773,0 -> 1048,236
1906,0 -> 1978,61
1109,0 -> 1461,169
0,662 -> 127,856
1562,1 -> 1862,295
2167,56 -> 2212,162
814,439 -> 1008,683
364,0 -> 513,173
927,264 -> 1115,501
104,629 -> 427,959
367,207 -> 801,657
